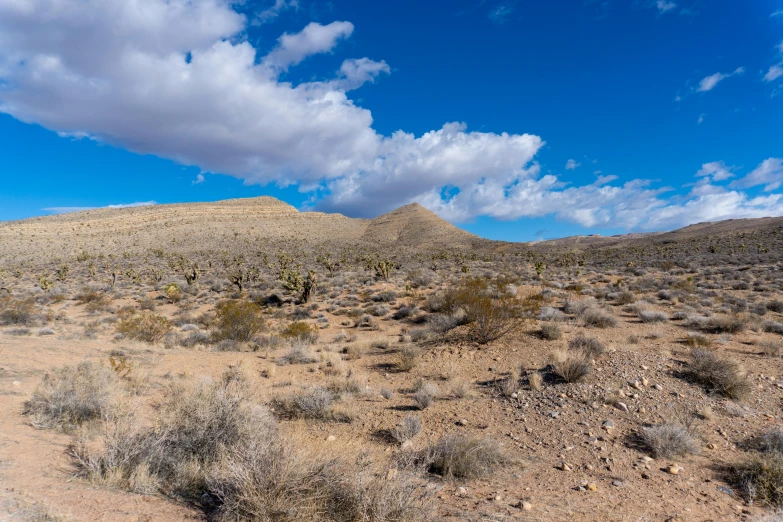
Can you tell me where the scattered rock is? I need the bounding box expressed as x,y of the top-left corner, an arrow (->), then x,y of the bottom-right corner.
586,483 -> 597,491
667,465 -> 683,475
614,402 -> 628,412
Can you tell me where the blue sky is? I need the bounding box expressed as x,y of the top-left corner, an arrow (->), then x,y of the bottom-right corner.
0,0 -> 782,241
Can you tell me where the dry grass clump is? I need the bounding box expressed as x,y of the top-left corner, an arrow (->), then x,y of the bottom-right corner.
419,434 -> 511,480
116,312 -> 172,343
389,415 -> 422,444
213,300 -> 264,342
24,361 -> 117,430
689,348 -> 751,400
568,336 -> 605,359
582,308 -> 618,328
764,320 -> 783,335
640,419 -> 700,459
271,386 -> 335,420
71,369 -> 425,520
549,349 -> 591,383
538,306 -> 567,322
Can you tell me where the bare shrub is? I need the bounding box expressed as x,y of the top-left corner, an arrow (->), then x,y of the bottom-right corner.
538,307 -> 567,322
639,310 -> 668,323
421,434 -> 510,479
582,307 -> 618,328
759,339 -> 782,357
760,429 -> 783,454
764,320 -> 783,335
412,383 -> 438,410
390,415 -> 422,444
539,322 -> 562,340
213,300 -> 264,342
563,297 -> 596,317
641,420 -> 700,459
699,314 -> 747,334
277,342 -> 317,365
395,346 -> 420,372
116,312 -> 172,343
24,361 -> 117,430
272,386 -> 334,420
549,349 -> 591,383
495,368 -> 520,397
731,452 -> 783,508
689,349 -> 751,399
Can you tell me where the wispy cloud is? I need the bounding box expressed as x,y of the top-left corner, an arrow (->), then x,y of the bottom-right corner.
565,159 -> 581,170
488,2 -> 515,24
771,9 -> 783,17
697,67 -> 744,92
656,0 -> 677,13
192,173 -> 205,185
43,202 -> 157,214
255,0 -> 298,24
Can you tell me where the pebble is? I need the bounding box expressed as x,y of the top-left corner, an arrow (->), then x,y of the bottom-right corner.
667,465 -> 683,475
612,480 -> 623,487
326,435 -> 336,442
615,402 -> 629,412
602,420 -> 615,429
653,384 -> 663,390
586,483 -> 597,491
521,501 -> 533,511
558,462 -> 572,471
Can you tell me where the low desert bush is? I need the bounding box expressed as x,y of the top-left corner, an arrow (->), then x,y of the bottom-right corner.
685,331 -> 712,347
24,361 -> 117,430
549,349 -> 591,383
538,307 -> 567,322
277,341 -> 317,365
420,434 -> 510,479
568,336 -> 605,359
539,322 -> 562,340
730,452 -> 783,508
395,346 -> 420,372
116,312 -> 172,343
390,415 -> 422,444
447,277 -> 523,344
764,321 -> 783,335
698,314 -> 747,334
760,339 -> 782,357
640,419 -> 700,459
0,296 -> 38,326
689,349 -> 751,399
412,383 -> 438,410
768,300 -> 783,314
280,320 -> 319,343
271,386 -> 335,420
639,310 -> 668,323
582,308 -> 618,328
213,300 -> 264,342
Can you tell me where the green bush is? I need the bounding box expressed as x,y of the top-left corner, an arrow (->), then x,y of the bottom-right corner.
213,300 -> 265,342
116,312 -> 172,343
280,320 -> 318,343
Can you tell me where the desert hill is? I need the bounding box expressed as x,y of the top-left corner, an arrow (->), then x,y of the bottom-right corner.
0,197 -> 486,264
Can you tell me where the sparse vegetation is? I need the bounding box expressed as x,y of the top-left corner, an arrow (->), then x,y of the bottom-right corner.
24,361 -> 117,430
116,312 -> 172,343
213,299 -> 265,342
420,434 -> 510,479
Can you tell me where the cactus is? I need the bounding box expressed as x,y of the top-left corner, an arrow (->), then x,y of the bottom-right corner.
300,270 -> 318,303
39,276 -> 53,292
